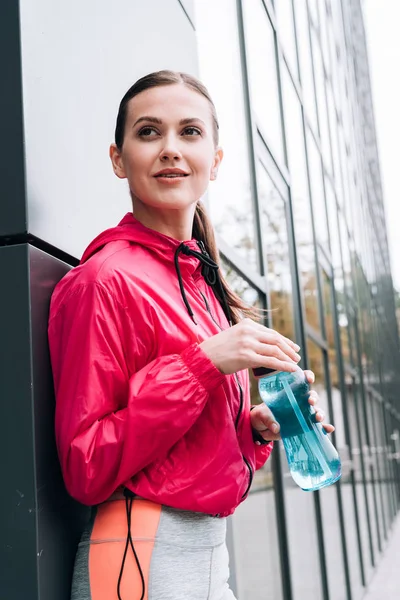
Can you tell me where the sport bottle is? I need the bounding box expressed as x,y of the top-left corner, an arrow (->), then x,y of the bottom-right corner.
254,367 -> 341,491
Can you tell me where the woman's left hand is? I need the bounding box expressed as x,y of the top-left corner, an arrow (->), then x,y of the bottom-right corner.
250,370 -> 335,442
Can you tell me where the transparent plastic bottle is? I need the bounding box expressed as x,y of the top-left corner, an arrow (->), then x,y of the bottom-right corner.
255,367 -> 341,491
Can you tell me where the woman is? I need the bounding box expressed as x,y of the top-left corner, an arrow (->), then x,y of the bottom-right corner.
48,70 -> 334,600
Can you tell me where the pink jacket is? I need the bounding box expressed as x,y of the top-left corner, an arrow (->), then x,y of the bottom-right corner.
48,213 -> 272,517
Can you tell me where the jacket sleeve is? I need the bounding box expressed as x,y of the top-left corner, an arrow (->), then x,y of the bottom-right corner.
254,441 -> 274,470
48,281 -> 226,506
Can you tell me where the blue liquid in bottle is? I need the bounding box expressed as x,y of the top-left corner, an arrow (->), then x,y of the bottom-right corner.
257,368 -> 341,491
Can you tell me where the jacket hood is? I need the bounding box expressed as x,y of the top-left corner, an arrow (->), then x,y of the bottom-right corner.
80,212 -> 200,265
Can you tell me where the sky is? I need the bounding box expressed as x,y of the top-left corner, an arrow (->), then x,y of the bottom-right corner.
362,1 -> 400,291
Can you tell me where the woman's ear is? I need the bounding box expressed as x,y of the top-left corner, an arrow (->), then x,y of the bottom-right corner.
109,144 -> 127,179
210,147 -> 224,181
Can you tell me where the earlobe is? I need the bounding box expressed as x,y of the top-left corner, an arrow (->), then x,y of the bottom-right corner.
109,143 -> 127,179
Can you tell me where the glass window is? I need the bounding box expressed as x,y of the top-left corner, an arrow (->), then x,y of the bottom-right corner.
308,0 -> 319,26
232,485 -> 284,600
195,0 -> 258,269
243,0 -> 285,164
281,66 -> 320,333
306,130 -> 330,251
223,266 -> 284,600
257,161 -> 295,341
294,0 -> 318,131
275,0 -> 298,77
306,339 -> 348,600
311,30 -> 332,175
317,0 -> 331,77
280,440 -> 324,600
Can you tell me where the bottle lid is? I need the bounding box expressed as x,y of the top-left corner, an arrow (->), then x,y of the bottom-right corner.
252,367 -> 279,378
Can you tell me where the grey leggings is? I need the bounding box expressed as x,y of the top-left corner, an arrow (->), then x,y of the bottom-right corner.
71,495 -> 237,600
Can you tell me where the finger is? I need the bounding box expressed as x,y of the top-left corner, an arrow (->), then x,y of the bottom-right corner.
251,405 -> 280,434
323,424 -> 335,434
315,410 -> 325,422
257,331 -> 302,363
308,391 -> 319,405
253,340 -> 300,365
258,429 -> 281,442
304,370 -> 315,384
253,323 -> 301,353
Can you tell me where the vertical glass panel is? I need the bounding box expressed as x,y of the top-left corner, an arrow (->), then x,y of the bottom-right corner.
311,29 -> 332,175
257,161 -> 295,340
326,84 -> 341,187
295,0 -> 318,131
195,0 -> 258,269
318,0 -> 331,77
281,66 -> 320,333
275,0 -> 298,77
223,265 -> 283,599
306,130 -> 329,250
307,339 -> 347,600
243,0 -> 285,164
308,0 -> 319,25
281,443 -> 323,599
232,486 -> 284,600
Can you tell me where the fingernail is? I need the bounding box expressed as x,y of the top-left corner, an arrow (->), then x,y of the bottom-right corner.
271,423 -> 280,433
294,344 -> 301,352
294,353 -> 301,361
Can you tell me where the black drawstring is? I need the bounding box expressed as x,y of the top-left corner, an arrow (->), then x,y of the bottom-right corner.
117,488 -> 145,600
174,241 -> 233,326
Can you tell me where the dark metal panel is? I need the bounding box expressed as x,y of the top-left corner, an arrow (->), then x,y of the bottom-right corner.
0,244 -> 89,599
0,1 -> 27,236
29,245 -> 90,600
0,244 -> 38,598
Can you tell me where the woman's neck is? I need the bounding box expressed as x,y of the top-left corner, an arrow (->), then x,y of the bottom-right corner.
131,198 -> 196,241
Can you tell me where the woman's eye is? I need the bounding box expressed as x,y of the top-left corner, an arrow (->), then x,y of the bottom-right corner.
183,127 -> 201,136
138,127 -> 158,137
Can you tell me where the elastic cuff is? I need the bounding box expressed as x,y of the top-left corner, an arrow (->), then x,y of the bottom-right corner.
180,343 -> 226,393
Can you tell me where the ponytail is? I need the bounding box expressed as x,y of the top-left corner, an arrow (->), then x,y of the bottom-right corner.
192,202 -> 261,324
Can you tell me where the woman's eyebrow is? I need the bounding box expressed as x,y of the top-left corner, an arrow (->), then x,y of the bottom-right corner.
132,116 -> 206,128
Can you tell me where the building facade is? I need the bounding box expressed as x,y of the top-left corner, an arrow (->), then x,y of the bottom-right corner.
195,1 -> 400,599
1,1 -> 399,599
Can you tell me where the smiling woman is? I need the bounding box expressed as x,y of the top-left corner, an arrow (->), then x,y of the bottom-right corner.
47,69 -> 331,600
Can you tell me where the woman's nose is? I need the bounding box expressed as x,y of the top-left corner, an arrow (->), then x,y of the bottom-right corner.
159,136 -> 183,161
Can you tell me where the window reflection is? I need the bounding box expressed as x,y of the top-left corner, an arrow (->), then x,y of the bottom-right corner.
281,66 -> 320,332
275,0 -> 298,77
306,338 -> 349,600
222,261 -> 284,600
311,30 -> 332,175
232,491 -> 284,600
257,161 -> 295,342
243,0 -> 285,164
295,0 -> 318,131
306,130 -> 330,250
221,259 -> 262,410
195,0 -> 258,269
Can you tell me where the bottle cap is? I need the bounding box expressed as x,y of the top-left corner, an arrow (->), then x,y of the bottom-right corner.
252,367 -> 279,378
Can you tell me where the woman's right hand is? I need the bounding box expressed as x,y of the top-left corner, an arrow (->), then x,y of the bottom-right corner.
199,318 -> 301,375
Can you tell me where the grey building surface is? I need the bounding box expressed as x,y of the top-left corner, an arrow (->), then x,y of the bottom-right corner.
1,0 -> 399,599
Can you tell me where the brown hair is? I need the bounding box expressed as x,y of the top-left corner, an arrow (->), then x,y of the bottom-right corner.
115,70 -> 259,324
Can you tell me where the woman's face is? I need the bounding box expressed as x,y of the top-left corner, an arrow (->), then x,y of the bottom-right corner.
110,84 -> 223,212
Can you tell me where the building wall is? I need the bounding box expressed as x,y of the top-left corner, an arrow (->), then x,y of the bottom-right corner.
194,1 -> 400,600
0,2 -> 198,599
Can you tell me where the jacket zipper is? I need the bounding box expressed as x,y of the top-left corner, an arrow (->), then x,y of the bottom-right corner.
198,288 -> 253,499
